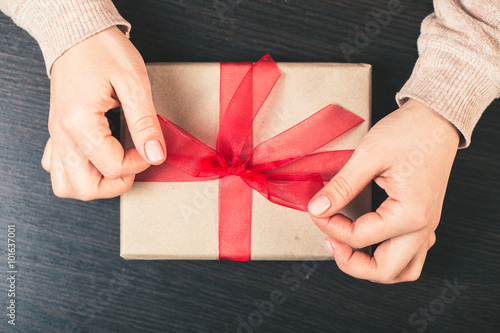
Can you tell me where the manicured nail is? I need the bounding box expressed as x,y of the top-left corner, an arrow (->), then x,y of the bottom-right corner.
145,139 -> 164,163
308,195 -> 331,216
325,239 -> 335,256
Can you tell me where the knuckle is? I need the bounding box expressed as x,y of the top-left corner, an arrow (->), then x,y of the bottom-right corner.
341,235 -> 363,250
318,216 -> 337,234
125,66 -> 149,85
406,207 -> 430,231
64,179 -> 96,201
51,172 -> 71,198
411,213 -> 439,232
74,187 -> 95,202
417,204 -> 440,228
120,69 -> 150,97
328,175 -> 353,202
349,239 -> 366,250
419,210 -> 432,227
335,261 -> 350,275
129,114 -> 158,136
378,275 -> 397,285
347,225 -> 365,249
60,109 -> 84,138
100,166 -> 122,180
335,255 -> 353,273
48,119 -> 64,138
315,219 -> 331,235
341,219 -> 356,239
378,270 -> 399,284
406,270 -> 422,282
41,157 -> 49,172
428,233 -> 437,248
120,177 -> 135,193
428,217 -> 440,230
321,216 -> 360,247
412,218 -> 428,231
52,183 -> 71,199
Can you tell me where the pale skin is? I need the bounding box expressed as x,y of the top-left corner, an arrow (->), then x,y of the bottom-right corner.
41,26 -> 166,200
41,26 -> 460,283
308,99 -> 459,284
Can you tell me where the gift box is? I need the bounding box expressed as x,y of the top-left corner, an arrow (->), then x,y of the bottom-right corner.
120,55 -> 371,260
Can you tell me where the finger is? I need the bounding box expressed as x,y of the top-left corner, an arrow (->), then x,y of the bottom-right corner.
111,71 -> 166,165
49,143 -> 75,198
392,239 -> 430,283
41,138 -> 52,172
325,229 -> 429,284
55,134 -> 135,201
308,147 -> 384,218
65,100 -> 151,179
311,196 -> 424,249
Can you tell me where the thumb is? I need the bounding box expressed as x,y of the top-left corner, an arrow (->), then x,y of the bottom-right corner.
114,76 -> 166,165
308,148 -> 381,217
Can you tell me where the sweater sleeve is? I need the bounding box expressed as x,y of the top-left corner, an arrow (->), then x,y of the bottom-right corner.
0,0 -> 131,77
396,0 -> 500,148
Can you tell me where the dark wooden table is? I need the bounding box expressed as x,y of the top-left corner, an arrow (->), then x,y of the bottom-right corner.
1,1 -> 499,332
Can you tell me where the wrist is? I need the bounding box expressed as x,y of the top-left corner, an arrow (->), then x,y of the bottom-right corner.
404,99 -> 460,148
14,1 -> 131,77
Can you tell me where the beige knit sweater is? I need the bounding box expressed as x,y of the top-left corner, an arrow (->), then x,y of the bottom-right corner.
1,0 -> 499,147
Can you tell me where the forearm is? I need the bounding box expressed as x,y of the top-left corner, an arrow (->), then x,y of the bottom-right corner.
0,0 -> 130,76
396,0 -> 500,147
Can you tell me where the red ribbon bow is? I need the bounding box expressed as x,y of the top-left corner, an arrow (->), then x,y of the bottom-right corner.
136,54 -> 363,260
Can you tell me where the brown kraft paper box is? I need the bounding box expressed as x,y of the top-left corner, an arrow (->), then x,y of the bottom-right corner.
120,61 -> 372,260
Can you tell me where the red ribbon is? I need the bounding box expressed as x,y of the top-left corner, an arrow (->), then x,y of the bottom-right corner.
136,55 -> 363,261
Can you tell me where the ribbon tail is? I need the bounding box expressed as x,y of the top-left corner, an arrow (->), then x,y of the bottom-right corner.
266,150 -> 355,182
249,104 -> 363,171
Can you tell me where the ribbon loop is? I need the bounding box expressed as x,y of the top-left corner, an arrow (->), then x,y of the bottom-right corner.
217,55 -> 281,164
248,104 -> 363,171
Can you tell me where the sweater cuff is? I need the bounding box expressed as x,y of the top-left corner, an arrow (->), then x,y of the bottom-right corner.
13,0 -> 131,77
396,47 -> 498,148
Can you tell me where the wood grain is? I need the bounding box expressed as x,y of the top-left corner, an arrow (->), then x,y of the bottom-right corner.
1,1 -> 498,332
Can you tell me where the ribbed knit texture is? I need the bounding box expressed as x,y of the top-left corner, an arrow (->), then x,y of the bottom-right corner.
1,0 -> 499,147
0,0 -> 131,76
396,0 -> 500,147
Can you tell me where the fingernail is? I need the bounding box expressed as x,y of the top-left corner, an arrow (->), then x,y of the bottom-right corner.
145,139 -> 164,163
325,239 -> 335,256
308,194 -> 331,216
